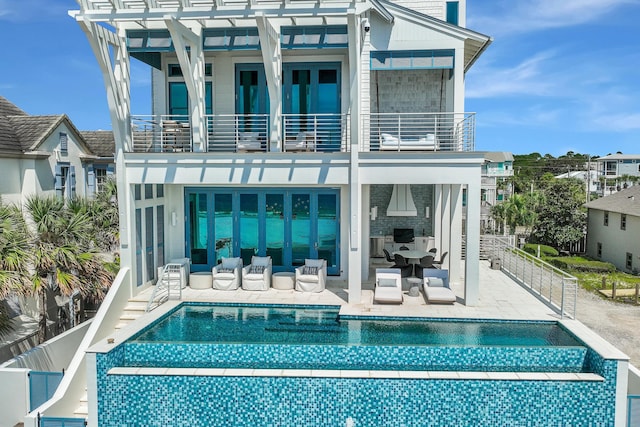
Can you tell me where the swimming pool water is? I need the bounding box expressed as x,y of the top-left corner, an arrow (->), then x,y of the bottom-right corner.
131,304 -> 582,347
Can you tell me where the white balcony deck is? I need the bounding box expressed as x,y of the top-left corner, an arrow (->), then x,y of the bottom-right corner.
130,112 -> 475,154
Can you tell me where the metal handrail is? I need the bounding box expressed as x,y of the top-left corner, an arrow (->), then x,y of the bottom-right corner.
131,115 -> 192,153
363,112 -> 475,152
282,113 -> 350,152
206,113 -> 270,152
481,235 -> 578,319
146,263 -> 183,312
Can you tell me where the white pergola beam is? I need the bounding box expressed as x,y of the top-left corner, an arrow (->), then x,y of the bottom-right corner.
165,17 -> 207,152
255,14 -> 282,151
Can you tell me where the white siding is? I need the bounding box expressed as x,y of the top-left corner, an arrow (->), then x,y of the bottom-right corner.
587,208 -> 640,272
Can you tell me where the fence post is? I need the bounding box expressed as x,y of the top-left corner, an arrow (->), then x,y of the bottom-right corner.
601,276 -> 606,290
635,282 -> 639,305
612,281 -> 617,299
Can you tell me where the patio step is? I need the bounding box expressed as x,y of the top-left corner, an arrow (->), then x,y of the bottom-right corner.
73,391 -> 88,417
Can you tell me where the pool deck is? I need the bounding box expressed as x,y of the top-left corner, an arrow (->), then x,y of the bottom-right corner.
165,260 -> 558,321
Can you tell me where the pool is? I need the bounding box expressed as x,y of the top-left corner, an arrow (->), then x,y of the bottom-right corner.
123,303 -> 588,372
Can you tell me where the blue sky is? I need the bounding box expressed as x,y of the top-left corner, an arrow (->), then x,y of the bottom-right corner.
0,0 -> 638,157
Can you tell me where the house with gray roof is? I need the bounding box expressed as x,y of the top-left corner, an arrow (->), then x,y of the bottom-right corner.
0,96 -> 115,205
584,185 -> 640,273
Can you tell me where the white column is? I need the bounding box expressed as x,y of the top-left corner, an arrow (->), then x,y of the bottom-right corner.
79,22 -> 133,280
440,185 -> 452,262
361,185 -> 371,281
256,14 -> 282,151
434,185 -> 443,252
449,184 -> 463,284
347,11 -> 362,303
165,18 -> 207,152
465,180 -> 481,305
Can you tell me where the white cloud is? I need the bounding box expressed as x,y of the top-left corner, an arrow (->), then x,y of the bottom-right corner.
469,0 -> 639,36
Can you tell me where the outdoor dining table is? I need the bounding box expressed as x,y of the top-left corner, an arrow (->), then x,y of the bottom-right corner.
392,249 -> 432,263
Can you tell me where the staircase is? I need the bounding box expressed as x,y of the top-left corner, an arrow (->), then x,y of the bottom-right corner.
115,298 -> 148,331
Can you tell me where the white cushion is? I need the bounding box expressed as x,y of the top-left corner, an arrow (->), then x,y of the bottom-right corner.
251,256 -> 271,267
381,133 -> 398,145
221,257 -> 241,269
240,132 -> 259,142
424,286 -> 456,304
298,274 -> 319,282
244,273 -> 264,280
377,278 -> 397,288
214,272 -> 235,280
427,277 -> 444,287
305,259 -> 325,268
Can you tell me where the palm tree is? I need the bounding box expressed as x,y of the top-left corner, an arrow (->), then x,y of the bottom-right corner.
25,196 -> 114,343
0,203 -> 31,337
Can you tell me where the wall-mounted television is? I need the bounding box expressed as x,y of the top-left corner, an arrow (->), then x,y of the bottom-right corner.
393,228 -> 414,243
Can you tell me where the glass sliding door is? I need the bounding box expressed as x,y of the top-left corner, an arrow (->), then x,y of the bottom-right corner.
214,194 -> 233,265
188,193 -> 209,266
317,194 -> 338,269
265,193 -> 285,268
239,194 -> 258,265
185,188 -> 340,274
145,207 -> 155,281
290,194 -> 311,267
283,63 -> 341,151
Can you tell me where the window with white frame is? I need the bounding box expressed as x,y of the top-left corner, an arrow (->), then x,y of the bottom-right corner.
55,163 -> 75,199
95,167 -> 108,193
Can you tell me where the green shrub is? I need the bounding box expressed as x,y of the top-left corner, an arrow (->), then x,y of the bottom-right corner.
523,243 -> 559,258
547,257 -> 615,273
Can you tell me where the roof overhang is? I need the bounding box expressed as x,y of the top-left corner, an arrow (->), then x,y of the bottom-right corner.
377,0 -> 492,72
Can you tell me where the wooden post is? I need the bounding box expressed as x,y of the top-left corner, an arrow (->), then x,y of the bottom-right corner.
611,281 -> 616,299
635,282 -> 639,305
601,276 -> 606,290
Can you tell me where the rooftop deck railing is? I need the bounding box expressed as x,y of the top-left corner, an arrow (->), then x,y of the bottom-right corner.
206,114 -> 269,153
481,235 -> 578,319
363,112 -> 475,152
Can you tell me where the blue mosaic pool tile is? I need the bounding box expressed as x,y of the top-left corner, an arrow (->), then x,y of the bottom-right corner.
95,365 -> 619,426
122,342 -> 588,372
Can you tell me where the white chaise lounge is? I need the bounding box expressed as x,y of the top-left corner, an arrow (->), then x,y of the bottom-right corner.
422,269 -> 455,304
379,133 -> 438,151
374,268 -> 403,304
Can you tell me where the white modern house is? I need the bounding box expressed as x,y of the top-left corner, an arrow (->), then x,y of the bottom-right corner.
585,185 -> 640,273
69,0 -> 492,305
0,96 -> 115,205
4,2 -> 637,427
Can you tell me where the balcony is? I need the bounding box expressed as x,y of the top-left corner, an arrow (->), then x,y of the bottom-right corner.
129,112 -> 475,154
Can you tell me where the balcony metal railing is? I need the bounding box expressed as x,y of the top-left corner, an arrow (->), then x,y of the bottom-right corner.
481,235 -> 578,319
206,114 -> 269,152
129,112 -> 474,154
363,112 -> 475,152
282,113 -> 350,153
131,115 -> 192,153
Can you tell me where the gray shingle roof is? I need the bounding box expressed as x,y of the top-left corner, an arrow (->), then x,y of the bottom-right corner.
81,131 -> 115,158
584,185 -> 640,217
0,96 -> 27,117
6,115 -> 64,151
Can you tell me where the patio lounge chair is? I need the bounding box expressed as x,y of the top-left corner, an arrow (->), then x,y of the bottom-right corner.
374,268 -> 403,304
422,269 -> 455,304
295,259 -> 327,293
212,257 -> 242,290
242,255 -> 272,291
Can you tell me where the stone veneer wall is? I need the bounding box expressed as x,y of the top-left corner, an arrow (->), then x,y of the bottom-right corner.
370,184 -> 434,237
371,69 -> 449,114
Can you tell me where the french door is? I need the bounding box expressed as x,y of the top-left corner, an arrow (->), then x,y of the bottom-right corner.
186,188 -> 340,275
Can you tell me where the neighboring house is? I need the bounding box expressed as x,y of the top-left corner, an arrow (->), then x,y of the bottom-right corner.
480,151 -> 513,232
0,96 -> 115,205
596,153 -> 640,195
555,170 -> 601,195
585,185 -> 640,273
